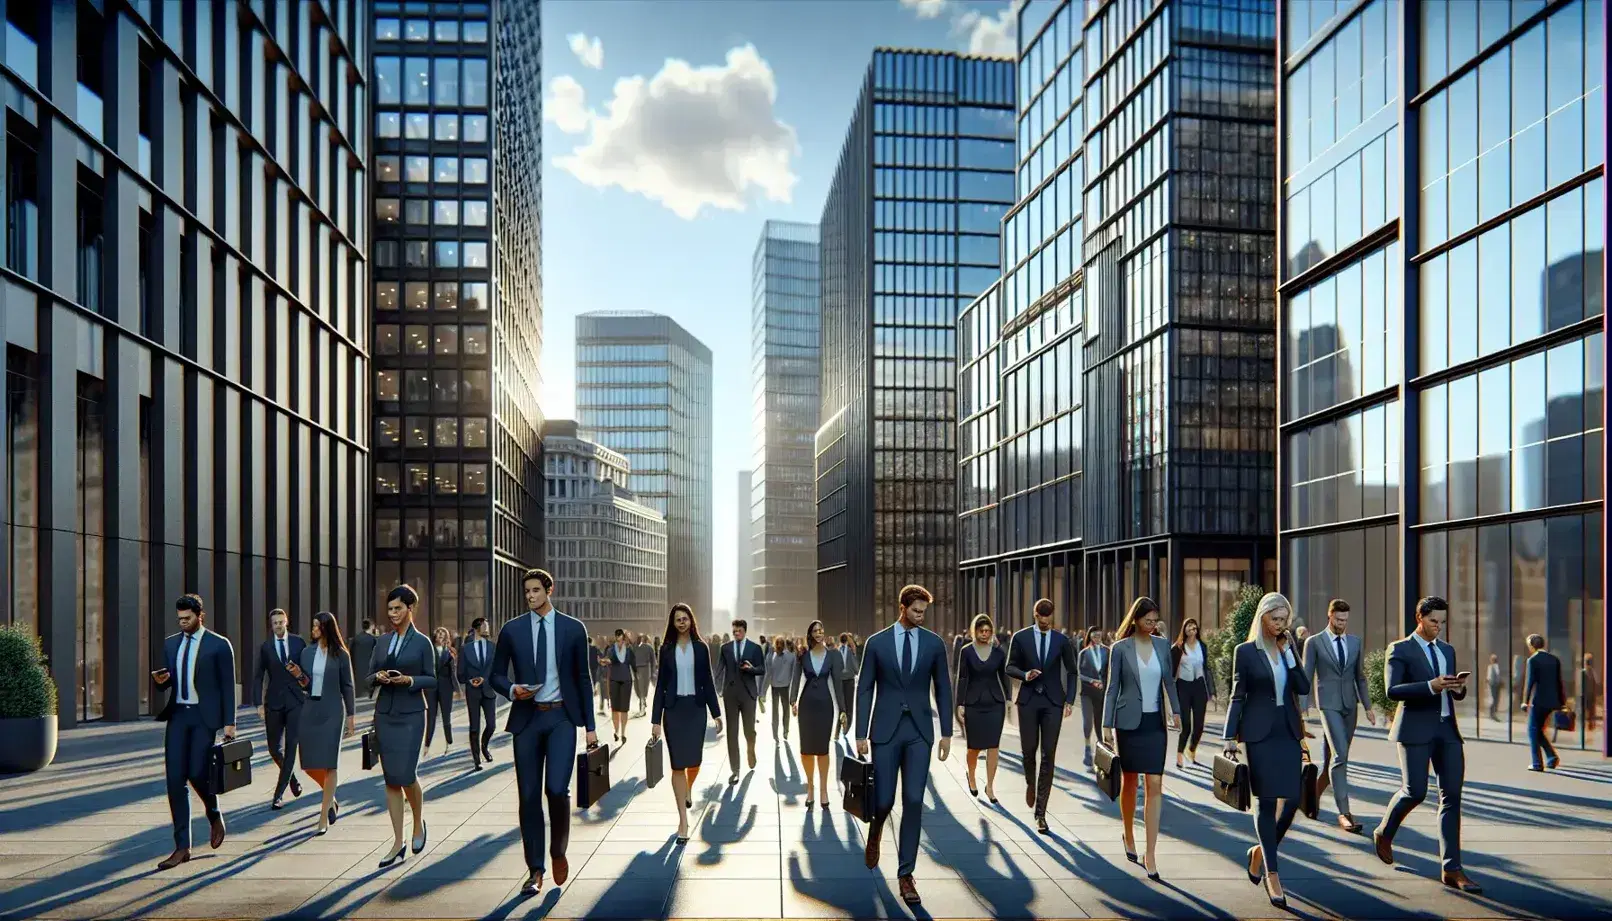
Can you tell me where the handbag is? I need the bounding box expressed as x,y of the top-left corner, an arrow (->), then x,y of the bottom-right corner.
361,729 -> 381,771
576,742 -> 610,809
644,737 -> 665,789
206,739 -> 254,795
1092,741 -> 1121,802
1554,706 -> 1577,732
1298,743 -> 1321,820
1212,750 -> 1251,812
837,736 -> 875,823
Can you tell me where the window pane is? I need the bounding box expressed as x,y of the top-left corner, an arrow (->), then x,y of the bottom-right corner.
376,18 -> 400,41
463,282 -> 488,310
434,157 -> 459,183
434,325 -> 459,354
434,114 -> 459,140
434,20 -> 459,42
434,200 -> 460,225
404,156 -> 430,182
463,158 -> 488,183
463,115 -> 488,142
464,21 -> 488,42
434,417 -> 459,446
463,242 -> 488,268
405,282 -> 429,310
433,58 -> 459,106
375,282 -> 398,309
375,198 -> 400,223
377,111 -> 400,138
463,463 -> 489,495
463,325 -> 488,354
375,57 -> 400,104
433,282 -> 459,310
463,200 -> 488,225
405,113 -> 429,139
376,371 -> 399,401
404,199 -> 428,224
434,463 -> 459,494
375,325 -> 400,354
463,418 -> 489,447
463,59 -> 488,106
404,57 -> 430,105
404,20 -> 429,41
404,325 -> 429,355
436,241 -> 460,267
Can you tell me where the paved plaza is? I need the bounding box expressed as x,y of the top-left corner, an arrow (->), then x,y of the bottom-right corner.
1,698 -> 1609,920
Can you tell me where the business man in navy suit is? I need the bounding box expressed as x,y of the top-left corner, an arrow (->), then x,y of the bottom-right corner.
254,608 -> 307,808
1521,633 -> 1566,771
1006,598 -> 1078,833
152,594 -> 237,870
1373,597 -> 1481,893
491,568 -> 599,896
855,584 -> 954,906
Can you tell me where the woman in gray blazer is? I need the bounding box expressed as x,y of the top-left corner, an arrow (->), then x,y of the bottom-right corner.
369,585 -> 437,868
296,611 -> 356,835
765,637 -> 796,740
1222,592 -> 1311,910
1102,596 -> 1181,882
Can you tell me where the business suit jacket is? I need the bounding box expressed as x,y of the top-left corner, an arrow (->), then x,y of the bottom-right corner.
1168,640 -> 1218,697
954,645 -> 1010,706
1303,630 -> 1368,713
650,640 -> 722,723
156,629 -> 238,730
604,643 -> 635,682
1077,644 -> 1109,697
368,628 -> 438,715
1384,635 -> 1468,744
1101,635 -> 1182,730
1006,627 -> 1079,708
719,639 -> 766,698
254,634 -> 308,711
457,635 -> 496,687
854,625 -> 955,745
1223,641 -> 1311,742
490,610 -> 597,735
1523,650 -> 1566,712
351,632 -> 378,697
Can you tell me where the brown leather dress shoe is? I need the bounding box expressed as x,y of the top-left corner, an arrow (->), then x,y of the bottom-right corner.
1337,813 -> 1363,833
864,819 -> 884,869
1442,870 -> 1483,893
156,848 -> 191,871
898,875 -> 920,905
552,855 -> 569,886
1373,831 -> 1394,865
208,813 -> 227,849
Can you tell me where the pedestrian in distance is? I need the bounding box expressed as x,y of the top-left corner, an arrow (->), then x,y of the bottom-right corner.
955,612 -> 1010,804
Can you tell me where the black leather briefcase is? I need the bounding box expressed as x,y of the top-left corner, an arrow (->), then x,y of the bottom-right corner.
576,743 -> 610,809
207,739 -> 253,795
1092,741 -> 1122,802
1298,745 -> 1321,820
837,739 -> 875,823
1213,750 -> 1251,812
644,737 -> 665,789
361,729 -> 381,771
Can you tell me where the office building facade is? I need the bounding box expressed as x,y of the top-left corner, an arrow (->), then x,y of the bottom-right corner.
818,49 -> 1016,639
1,0 -> 368,725
958,0 -> 1280,637
735,468 -> 754,622
540,419 -> 666,636
371,0 -> 546,636
1278,0 -> 1605,752
750,220 -> 819,634
576,311 -> 713,618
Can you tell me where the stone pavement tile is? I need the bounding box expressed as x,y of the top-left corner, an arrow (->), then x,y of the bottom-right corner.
0,840 -> 92,856
538,877 -> 673,919
664,878 -> 782,918
0,854 -> 71,880
345,876 -> 522,919
214,851 -> 371,881
674,853 -> 787,879
966,875 -> 1092,920
1057,877 -> 1317,920
683,839 -> 782,857
786,875 -> 991,920
575,848 -> 681,881
0,877 -> 171,921
126,878 -> 330,920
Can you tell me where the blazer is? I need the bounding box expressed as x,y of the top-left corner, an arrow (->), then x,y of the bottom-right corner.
431,646 -> 457,698
790,647 -> 844,708
1223,641 -> 1311,743
255,634 -> 308,711
719,638 -> 767,697
1077,644 -> 1110,696
457,635 -> 497,690
368,627 -> 438,715
156,628 -> 238,730
853,624 -> 955,745
1384,635 -> 1468,744
1302,630 -> 1368,713
1168,639 -> 1218,697
491,610 -> 597,735
632,643 -> 654,671
764,649 -> 796,688
837,645 -> 860,679
1101,635 -> 1182,731
297,643 -> 357,711
603,643 -> 636,682
1006,627 -> 1080,708
954,644 -> 1010,707
351,632 -> 379,697
650,640 -> 722,723
1523,650 -> 1566,712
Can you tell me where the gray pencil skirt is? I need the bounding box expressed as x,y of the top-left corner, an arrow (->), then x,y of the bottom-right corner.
376,709 -> 426,787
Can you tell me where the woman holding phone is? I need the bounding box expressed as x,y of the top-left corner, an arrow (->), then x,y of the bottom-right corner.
296,612 -> 356,835
370,584 -> 437,867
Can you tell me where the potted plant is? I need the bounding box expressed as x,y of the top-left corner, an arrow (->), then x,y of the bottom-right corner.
1208,583 -> 1265,701
0,623 -> 58,773
1365,648 -> 1397,721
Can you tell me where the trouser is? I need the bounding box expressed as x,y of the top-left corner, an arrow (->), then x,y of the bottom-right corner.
771,686 -> 790,735
724,687 -> 758,774
841,678 -> 855,722
1255,795 -> 1300,873
595,678 -> 608,711
425,693 -> 453,746
871,713 -> 933,878
164,705 -> 220,850
1376,718 -> 1466,872
466,687 -> 496,763
634,669 -> 651,707
1319,706 -> 1359,816
512,706 -> 577,872
1486,682 -> 1502,720
265,704 -> 302,799
1527,707 -> 1559,767
1176,678 -> 1209,753
1017,701 -> 1062,817
1079,691 -> 1101,752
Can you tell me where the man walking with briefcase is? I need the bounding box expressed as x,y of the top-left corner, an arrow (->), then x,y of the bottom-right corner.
152,594 -> 237,871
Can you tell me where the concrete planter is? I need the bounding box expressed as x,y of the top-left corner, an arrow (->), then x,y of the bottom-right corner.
0,715 -> 58,773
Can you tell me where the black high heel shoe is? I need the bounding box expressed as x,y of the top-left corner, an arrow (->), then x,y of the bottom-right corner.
969,786 -> 979,798
1144,854 -> 1161,882
1246,847 -> 1262,885
411,821 -> 428,854
328,801 -> 339,826
1122,835 -> 1138,864
1265,876 -> 1287,910
378,844 -> 406,868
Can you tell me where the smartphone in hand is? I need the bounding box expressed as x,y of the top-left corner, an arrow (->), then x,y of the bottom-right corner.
1454,671 -> 1471,682
151,668 -> 171,685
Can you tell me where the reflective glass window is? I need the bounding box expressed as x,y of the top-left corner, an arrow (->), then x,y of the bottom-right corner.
376,370 -> 399,401
434,418 -> 459,446
434,325 -> 459,354
463,463 -> 489,495
462,59 -> 488,106
375,325 -> 400,354
404,199 -> 428,224
434,20 -> 459,42
404,20 -> 429,42
462,282 -> 488,310
434,200 -> 459,225
405,417 -> 430,447
404,156 -> 430,182
375,18 -> 400,41
404,57 -> 430,105
375,198 -> 400,223
375,282 -> 399,309
375,57 -> 401,104
377,156 -> 401,182
403,241 -> 429,267
434,114 -> 459,140
377,111 -> 401,138
464,21 -> 488,43
436,241 -> 460,267
404,325 -> 430,355
434,464 -> 459,495
375,416 -> 401,446
433,282 -> 459,310
405,282 -> 430,310
463,200 -> 488,225
404,113 -> 429,139
463,115 -> 488,142
463,325 -> 488,354
434,157 -> 459,183
434,58 -> 459,106
463,242 -> 488,267
463,418 -> 489,447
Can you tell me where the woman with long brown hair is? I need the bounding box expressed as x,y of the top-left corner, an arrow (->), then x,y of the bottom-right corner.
650,603 -> 723,843
1170,617 -> 1215,767
791,619 -> 845,807
1102,596 -> 1181,881
425,626 -> 457,756
295,611 -> 356,835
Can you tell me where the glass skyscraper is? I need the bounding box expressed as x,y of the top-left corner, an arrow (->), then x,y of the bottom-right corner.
751,220 -> 819,634
576,311 -> 713,618
370,1 -> 546,634
818,50 -> 1016,639
1278,0 -> 1605,753
959,0 -> 1279,636
1,0 -> 368,725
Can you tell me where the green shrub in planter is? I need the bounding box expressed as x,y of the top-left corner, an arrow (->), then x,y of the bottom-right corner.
1208,584 -> 1266,698
1365,647 -> 1396,720
0,624 -> 56,719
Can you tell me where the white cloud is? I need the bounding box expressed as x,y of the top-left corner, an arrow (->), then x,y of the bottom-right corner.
542,45 -> 799,220
899,0 -> 950,19
956,6 -> 1018,57
567,32 -> 604,69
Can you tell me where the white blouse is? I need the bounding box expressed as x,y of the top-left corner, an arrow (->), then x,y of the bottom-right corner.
1177,641 -> 1205,682
310,646 -> 329,698
675,641 -> 696,696
1135,638 -> 1163,713
1268,646 -> 1298,703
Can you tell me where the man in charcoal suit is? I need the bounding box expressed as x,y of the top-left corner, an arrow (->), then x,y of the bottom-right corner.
719,619 -> 766,783
1521,633 -> 1565,771
152,594 -> 237,870
458,617 -> 497,769
254,608 -> 306,809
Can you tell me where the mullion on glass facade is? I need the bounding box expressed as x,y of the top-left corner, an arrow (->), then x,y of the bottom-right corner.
1277,0 -> 1606,753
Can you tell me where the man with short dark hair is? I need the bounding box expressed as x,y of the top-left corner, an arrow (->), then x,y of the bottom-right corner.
459,616 -> 497,769
152,594 -> 237,870
1006,598 -> 1077,834
1374,597 -> 1480,893
254,608 -> 307,809
719,618 -> 765,783
837,632 -> 859,721
1303,598 -> 1375,833
633,632 -> 654,715
1521,633 -> 1565,772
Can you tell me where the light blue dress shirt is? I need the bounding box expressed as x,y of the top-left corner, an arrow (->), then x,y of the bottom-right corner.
529,610 -> 561,703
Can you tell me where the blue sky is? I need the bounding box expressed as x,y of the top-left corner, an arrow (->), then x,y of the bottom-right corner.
540,0 -> 1019,615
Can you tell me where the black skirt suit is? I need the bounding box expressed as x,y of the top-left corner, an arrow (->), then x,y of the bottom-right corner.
1223,641 -> 1311,799
955,644 -> 1010,750
790,648 -> 843,756
368,627 -> 438,787
651,640 -> 722,770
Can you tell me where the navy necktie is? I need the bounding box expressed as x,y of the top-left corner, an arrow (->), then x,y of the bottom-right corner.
903,631 -> 914,675
534,618 -> 548,687
1335,635 -> 1345,668
278,638 -> 287,665
1424,641 -> 1439,675
1039,631 -> 1048,666
179,634 -> 194,701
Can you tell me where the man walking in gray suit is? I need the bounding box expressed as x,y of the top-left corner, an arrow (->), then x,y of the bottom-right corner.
1302,599 -> 1375,833
458,617 -> 497,770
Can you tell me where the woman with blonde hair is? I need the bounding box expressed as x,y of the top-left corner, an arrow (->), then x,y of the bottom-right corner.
425,626 -> 457,755
1102,596 -> 1181,881
1223,592 -> 1311,910
955,612 -> 1010,802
